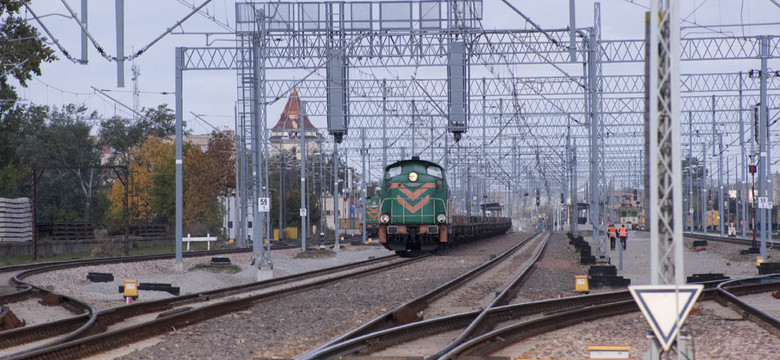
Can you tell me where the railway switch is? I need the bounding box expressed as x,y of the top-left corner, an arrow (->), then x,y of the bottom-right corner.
123,280 -> 138,303
574,275 -> 589,293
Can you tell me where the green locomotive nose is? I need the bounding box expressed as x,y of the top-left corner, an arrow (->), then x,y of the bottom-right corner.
377,157 -> 511,255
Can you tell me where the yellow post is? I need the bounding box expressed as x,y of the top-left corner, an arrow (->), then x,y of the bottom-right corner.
575,275 -> 589,293
123,280 -> 138,303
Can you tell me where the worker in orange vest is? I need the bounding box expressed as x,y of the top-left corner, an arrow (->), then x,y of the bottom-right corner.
607,223 -> 617,251
618,225 -> 628,250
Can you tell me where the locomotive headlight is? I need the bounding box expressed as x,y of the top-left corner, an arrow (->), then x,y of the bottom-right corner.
380,214 -> 390,223
408,172 -> 418,182
437,214 -> 447,223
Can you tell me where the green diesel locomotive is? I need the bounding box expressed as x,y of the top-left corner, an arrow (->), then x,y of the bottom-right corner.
378,157 -> 511,255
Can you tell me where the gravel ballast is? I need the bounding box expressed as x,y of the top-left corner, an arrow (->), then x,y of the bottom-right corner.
14,229 -> 780,359
112,233 -> 530,359
504,230 -> 780,359
24,246 -> 395,310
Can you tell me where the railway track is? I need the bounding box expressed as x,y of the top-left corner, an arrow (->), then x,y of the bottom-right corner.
684,231 -> 777,250
301,232 -> 780,359
0,250 -> 414,359
0,247 -> 262,340
446,276 -> 780,358
0,237 -> 365,357
299,231 -> 548,359
298,276 -> 780,359
0,238 -> 360,320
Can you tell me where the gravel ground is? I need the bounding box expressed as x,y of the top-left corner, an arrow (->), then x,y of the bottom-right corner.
14,230 -> 780,359
424,232 -> 546,318
1,298 -> 77,327
109,232 -> 530,359
619,231 -> 762,284
496,230 -> 780,359
23,246 -> 394,310
503,301 -> 780,359
513,232 -> 591,302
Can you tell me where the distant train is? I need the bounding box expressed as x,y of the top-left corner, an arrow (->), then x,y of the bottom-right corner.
363,196 -> 380,239
377,157 -> 511,255
617,207 -> 639,230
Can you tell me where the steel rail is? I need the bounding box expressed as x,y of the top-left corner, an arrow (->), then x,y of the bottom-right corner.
0,248 -> 254,276
298,232 -> 543,360
431,232 -> 551,358
302,289 -> 635,358
0,253 -> 400,350
450,278 -> 780,357
0,253 -> 418,359
0,286 -> 33,306
0,236 -> 361,276
683,232 -> 778,249
715,275 -> 780,336
303,269 -> 730,358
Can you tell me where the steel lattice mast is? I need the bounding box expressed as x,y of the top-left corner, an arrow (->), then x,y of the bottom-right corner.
171,1 -> 779,272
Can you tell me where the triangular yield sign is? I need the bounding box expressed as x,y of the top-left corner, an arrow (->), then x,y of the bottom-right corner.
628,285 -> 704,351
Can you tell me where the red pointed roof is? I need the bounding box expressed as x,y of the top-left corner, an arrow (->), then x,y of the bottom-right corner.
272,88 -> 318,130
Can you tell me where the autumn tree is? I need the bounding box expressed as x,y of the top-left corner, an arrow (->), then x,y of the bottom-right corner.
98,104 -> 180,166
107,136 -> 176,225
183,131 -> 235,234
107,131 -> 235,235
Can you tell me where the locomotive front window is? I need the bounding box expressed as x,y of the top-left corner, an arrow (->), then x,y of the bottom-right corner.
386,166 -> 402,178
426,166 -> 442,178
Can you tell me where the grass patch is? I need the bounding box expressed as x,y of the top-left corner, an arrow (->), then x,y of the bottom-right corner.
0,253 -> 83,267
190,263 -> 242,274
294,249 -> 336,259
0,241 -> 236,267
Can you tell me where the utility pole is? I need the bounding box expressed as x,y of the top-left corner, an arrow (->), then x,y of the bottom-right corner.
382,79 -> 388,171
333,142 -> 340,251
361,128 -> 367,245
688,112 -> 694,232
320,142 -> 324,236
740,72 -> 747,236
587,22 -> 605,261
570,140 -> 578,237
300,101 -> 308,251
719,133 -> 724,237
758,36 -> 770,258
701,143 -> 707,232
645,1 -> 695,355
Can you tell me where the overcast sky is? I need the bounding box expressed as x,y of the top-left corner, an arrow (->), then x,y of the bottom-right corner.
12,0 -> 780,135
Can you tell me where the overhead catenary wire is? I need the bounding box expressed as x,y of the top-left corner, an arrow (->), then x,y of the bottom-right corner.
175,0 -> 233,32
33,0 -> 214,64
90,86 -> 148,121
21,3 -> 81,63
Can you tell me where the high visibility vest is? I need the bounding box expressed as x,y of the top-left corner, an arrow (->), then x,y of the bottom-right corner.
618,228 -> 628,237
608,226 -> 616,236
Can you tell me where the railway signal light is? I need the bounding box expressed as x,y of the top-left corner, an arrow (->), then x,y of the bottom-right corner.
633,189 -> 638,201
535,190 -> 540,206
560,193 -> 564,204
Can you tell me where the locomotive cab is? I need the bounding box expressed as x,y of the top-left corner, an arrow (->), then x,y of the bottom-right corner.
378,157 -> 449,253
